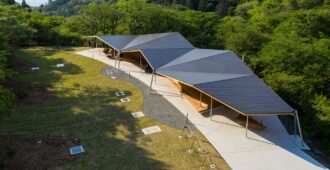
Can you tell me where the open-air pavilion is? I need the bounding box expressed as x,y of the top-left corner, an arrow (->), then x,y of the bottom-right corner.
77,32 -> 328,169
86,32 -> 305,144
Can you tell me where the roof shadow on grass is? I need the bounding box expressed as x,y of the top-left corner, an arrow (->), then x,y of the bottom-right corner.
0,48 -> 167,169
0,85 -> 168,169
101,66 -> 196,131
12,48 -> 85,86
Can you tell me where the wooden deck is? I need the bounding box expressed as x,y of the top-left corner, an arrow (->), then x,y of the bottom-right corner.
168,77 -> 265,129
168,78 -> 209,112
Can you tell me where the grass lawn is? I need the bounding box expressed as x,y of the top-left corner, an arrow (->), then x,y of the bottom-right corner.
0,47 -> 230,170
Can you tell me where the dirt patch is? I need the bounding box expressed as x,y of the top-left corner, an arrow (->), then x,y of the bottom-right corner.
3,80 -> 54,104
8,58 -> 38,71
0,135 -> 83,170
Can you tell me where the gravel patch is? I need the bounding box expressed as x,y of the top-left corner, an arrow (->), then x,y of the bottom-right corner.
101,66 -> 196,130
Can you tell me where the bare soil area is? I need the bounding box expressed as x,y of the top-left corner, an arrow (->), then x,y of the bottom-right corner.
0,135 -> 83,170
3,80 -> 54,104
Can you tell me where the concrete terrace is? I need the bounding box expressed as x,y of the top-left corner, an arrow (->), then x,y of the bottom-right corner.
76,48 -> 327,170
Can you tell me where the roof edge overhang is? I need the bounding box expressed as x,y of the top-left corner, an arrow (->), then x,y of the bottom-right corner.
89,34 -> 294,117
156,71 -> 295,117
95,36 -> 121,52
156,71 -> 249,116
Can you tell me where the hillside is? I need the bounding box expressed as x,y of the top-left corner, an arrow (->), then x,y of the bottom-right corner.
40,0 -> 239,16
40,0 -> 114,16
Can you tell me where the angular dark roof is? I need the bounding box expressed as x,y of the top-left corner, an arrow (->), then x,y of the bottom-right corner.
98,35 -> 137,50
195,75 -> 294,114
140,48 -> 193,69
96,33 -> 294,115
97,32 -> 194,51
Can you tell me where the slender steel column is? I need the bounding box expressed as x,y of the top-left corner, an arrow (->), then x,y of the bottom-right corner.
209,98 -> 213,120
149,70 -> 155,93
245,116 -> 249,138
294,113 -> 297,138
295,110 -> 304,147
140,55 -> 142,72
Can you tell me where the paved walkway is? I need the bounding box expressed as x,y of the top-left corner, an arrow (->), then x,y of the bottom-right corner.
101,66 -> 194,130
76,48 -> 327,170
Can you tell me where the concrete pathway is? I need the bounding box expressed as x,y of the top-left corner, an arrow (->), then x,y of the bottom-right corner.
76,48 -> 327,170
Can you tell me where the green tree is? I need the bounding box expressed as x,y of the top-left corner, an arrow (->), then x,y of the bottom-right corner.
0,0 -> 16,5
21,0 -> 30,8
67,2 -> 124,35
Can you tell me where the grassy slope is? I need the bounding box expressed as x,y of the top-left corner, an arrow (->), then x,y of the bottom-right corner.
0,47 -> 229,170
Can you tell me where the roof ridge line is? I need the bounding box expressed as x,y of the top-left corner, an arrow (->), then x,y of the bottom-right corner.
122,32 -> 174,50
160,50 -> 230,69
193,74 -> 254,86
140,47 -> 195,51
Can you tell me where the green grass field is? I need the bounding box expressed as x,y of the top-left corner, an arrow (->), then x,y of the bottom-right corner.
0,47 -> 230,170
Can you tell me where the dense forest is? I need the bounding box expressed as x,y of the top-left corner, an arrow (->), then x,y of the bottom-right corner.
0,0 -> 329,155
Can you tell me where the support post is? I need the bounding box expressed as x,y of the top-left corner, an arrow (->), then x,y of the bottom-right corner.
149,70 -> 155,93
294,113 -> 297,138
295,110 -> 304,148
96,39 -> 98,49
245,115 -> 249,138
154,73 -> 157,84
98,39 -> 100,56
118,54 -> 121,69
140,55 -> 142,72
209,98 -> 213,120
114,51 -> 118,68
200,92 -> 202,106
115,51 -> 121,69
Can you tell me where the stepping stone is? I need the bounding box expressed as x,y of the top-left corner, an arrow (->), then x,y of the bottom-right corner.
111,76 -> 117,79
131,112 -> 145,118
141,126 -> 161,135
31,67 -> 40,71
115,91 -> 125,97
56,64 -> 65,68
120,98 -> 130,103
69,145 -> 84,155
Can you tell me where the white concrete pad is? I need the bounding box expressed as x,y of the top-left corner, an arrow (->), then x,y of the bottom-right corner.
120,98 -> 130,103
56,64 -> 65,67
69,145 -> 84,155
31,67 -> 40,70
75,48 -> 326,170
115,91 -> 125,97
131,112 -> 145,118
142,126 -> 161,135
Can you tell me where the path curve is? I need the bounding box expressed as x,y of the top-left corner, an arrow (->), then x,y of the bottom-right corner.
101,66 -> 195,130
